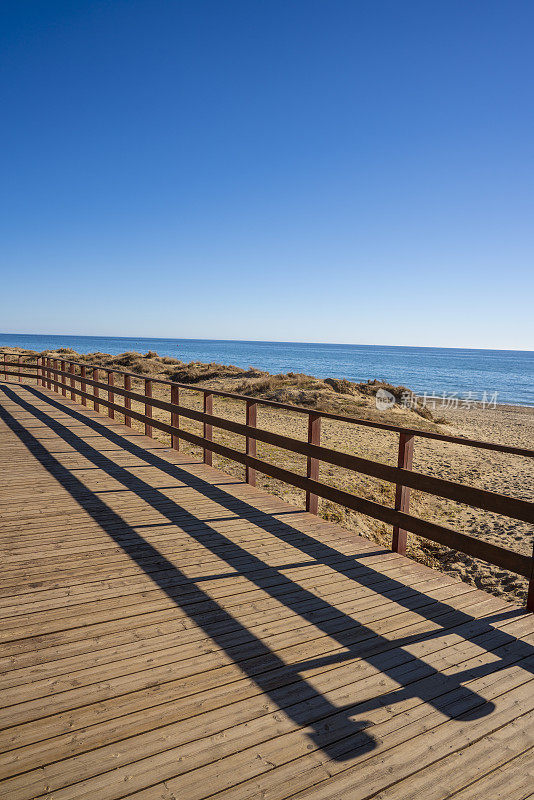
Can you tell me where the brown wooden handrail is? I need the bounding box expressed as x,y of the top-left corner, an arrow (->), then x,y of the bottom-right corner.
2,351 -> 534,610
36,367 -> 533,522
4,351 -> 530,456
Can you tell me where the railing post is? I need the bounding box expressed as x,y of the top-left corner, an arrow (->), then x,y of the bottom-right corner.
144,379 -> 153,436
107,371 -> 115,418
60,360 -> 66,396
171,385 -> 179,449
246,400 -> 257,486
69,363 -> 76,400
392,432 -> 415,555
124,374 -> 132,427
203,392 -> 213,465
93,367 -> 100,411
3,353 -> 6,381
18,355 -> 21,382
306,412 -> 321,514
80,365 -> 87,406
54,360 -> 60,392
49,358 -> 53,390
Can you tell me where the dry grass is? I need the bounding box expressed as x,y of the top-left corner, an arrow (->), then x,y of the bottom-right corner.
3,345 -> 533,605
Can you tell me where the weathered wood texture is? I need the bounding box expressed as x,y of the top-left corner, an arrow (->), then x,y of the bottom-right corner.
0,381 -> 533,800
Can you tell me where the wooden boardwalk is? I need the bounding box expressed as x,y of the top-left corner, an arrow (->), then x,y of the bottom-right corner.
0,380 -> 533,800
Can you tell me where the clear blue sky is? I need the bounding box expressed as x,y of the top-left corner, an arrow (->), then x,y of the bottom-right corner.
1,1 -> 532,349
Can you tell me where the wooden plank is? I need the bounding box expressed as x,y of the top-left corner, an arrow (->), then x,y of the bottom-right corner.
443,748 -> 534,800
13,654 -> 534,800
0,385 -> 532,800
0,593 -> 509,731
2,629 -> 532,797
367,730 -> 534,799
1,603 -> 528,766
1,609 -> 530,783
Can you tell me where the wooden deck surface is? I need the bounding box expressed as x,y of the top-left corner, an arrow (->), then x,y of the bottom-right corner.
1,380 -> 533,800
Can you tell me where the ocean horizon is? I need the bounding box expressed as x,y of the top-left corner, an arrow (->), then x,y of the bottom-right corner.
1,332 -> 533,407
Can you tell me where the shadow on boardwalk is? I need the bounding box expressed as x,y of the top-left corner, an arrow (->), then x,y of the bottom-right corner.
1,384 -> 532,761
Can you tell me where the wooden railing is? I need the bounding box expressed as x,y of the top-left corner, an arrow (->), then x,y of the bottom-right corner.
3,352 -> 534,610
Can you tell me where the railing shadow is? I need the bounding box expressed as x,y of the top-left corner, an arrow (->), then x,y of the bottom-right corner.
2,384 -> 532,761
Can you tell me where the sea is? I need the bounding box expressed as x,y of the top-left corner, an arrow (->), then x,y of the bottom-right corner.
0,333 -> 532,407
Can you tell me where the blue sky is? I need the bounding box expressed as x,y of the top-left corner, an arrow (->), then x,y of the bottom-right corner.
1,1 -> 532,349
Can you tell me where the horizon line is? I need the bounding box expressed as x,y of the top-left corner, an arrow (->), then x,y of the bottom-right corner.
0,331 -> 532,354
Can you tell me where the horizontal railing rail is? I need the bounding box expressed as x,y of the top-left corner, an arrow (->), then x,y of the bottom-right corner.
4,352 -> 530,455
2,351 -> 534,609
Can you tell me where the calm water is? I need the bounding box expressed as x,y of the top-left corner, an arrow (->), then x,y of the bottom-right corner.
1,333 -> 532,406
